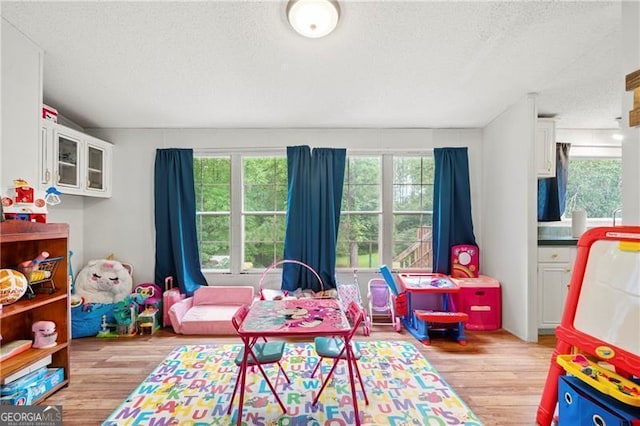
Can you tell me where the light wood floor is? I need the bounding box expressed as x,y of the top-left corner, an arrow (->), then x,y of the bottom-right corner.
46,326 -> 557,425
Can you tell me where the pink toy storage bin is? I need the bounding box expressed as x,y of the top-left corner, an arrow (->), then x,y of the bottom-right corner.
451,275 -> 501,331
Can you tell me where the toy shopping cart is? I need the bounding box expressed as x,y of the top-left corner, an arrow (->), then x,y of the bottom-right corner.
367,278 -> 402,332
337,270 -> 370,336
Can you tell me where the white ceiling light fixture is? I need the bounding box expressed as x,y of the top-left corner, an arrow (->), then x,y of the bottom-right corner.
287,0 -> 340,39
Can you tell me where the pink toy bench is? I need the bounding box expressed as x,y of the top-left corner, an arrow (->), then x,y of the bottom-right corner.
168,286 -> 255,335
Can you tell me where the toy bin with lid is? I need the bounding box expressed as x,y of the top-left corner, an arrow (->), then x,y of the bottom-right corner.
451,275 -> 501,331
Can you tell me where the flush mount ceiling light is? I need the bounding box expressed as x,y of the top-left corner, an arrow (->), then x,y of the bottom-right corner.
287,0 -> 340,38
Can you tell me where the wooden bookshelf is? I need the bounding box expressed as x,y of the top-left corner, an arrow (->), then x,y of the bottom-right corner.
0,220 -> 70,402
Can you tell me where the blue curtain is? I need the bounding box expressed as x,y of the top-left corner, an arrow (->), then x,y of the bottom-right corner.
538,143 -> 571,222
154,148 -> 207,297
282,146 -> 346,292
432,147 -> 477,274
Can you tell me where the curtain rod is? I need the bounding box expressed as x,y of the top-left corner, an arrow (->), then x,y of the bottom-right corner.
194,147 -> 435,155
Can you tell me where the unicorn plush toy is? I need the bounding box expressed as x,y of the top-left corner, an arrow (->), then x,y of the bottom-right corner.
74,259 -> 133,304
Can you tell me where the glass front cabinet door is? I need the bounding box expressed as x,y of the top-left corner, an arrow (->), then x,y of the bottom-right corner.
85,139 -> 109,194
54,128 -> 82,192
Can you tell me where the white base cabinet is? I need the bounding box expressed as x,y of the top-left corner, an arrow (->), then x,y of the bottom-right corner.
40,120 -> 112,197
537,246 -> 576,331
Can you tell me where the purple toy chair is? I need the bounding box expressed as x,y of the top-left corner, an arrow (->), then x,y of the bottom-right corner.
367,278 -> 402,332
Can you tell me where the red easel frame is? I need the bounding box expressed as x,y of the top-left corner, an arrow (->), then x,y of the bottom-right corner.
536,226 -> 640,426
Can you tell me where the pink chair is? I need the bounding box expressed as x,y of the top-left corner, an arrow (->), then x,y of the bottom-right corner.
310,301 -> 369,407
227,304 -> 291,418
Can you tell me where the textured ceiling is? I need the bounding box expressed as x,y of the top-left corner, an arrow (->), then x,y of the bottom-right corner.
1,1 -> 623,129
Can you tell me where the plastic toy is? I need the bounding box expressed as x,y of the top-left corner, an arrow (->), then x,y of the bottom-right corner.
44,187 -> 62,206
0,269 -> 29,305
96,294 -> 138,337
137,307 -> 160,335
163,276 -> 184,327
367,278 -> 401,332
337,270 -> 370,335
2,179 -> 48,223
16,252 -> 62,297
450,244 -> 479,278
395,272 -> 468,345
134,282 -> 162,309
32,320 -> 57,349
537,226 -> 640,425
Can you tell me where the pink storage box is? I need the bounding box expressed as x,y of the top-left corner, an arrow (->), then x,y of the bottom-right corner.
42,104 -> 58,123
451,275 -> 501,331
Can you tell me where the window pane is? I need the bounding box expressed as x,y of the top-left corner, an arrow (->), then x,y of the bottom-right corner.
243,156 -> 287,270
393,213 -> 432,269
565,158 -> 622,219
337,214 -> 380,269
244,214 -> 286,270
393,156 -> 434,211
196,215 -> 230,270
339,156 -> 382,269
195,156 -> 231,270
391,156 -> 434,270
342,156 -> 381,211
244,158 -> 288,211
194,157 -> 230,211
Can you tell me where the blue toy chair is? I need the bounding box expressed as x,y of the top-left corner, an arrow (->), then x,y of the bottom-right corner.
227,304 -> 291,417
310,301 -> 369,406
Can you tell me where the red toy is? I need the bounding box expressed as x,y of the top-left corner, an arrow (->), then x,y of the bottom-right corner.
537,226 -> 640,425
162,276 -> 184,328
450,244 -> 479,278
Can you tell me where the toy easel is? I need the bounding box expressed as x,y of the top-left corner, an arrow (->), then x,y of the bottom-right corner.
536,226 -> 640,425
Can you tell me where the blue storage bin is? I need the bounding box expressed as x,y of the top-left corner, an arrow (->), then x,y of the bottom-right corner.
558,375 -> 640,425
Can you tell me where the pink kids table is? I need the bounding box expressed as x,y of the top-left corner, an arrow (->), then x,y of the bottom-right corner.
237,298 -> 364,425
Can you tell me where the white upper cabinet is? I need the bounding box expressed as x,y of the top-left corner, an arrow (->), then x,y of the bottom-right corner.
84,136 -> 110,194
40,120 -> 112,197
536,119 -> 556,178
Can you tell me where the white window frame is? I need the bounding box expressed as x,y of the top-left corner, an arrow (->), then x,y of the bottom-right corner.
195,149 -> 434,275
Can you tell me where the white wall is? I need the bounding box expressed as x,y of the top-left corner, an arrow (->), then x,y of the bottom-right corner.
47,194 -> 84,278
1,19 -> 42,189
621,1 -> 640,224
86,127 -> 483,289
481,95 -> 537,342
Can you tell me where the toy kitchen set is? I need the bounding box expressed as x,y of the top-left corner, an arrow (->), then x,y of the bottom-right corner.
1,179 -> 61,223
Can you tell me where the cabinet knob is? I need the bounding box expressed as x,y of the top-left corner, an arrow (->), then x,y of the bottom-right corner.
45,169 -> 50,183
565,268 -> 571,273
551,253 -> 558,258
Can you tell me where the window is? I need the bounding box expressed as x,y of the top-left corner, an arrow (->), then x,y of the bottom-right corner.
564,157 -> 622,220
243,156 -> 288,269
195,151 -> 434,273
337,156 -> 381,269
194,156 -> 231,270
392,156 -> 435,269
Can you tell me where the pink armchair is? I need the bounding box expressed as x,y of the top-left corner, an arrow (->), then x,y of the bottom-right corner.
168,286 -> 255,335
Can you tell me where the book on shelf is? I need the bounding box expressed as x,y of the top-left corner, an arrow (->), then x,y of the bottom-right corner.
2,354 -> 52,385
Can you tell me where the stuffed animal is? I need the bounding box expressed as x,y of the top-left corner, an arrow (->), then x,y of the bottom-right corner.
74,259 -> 133,304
